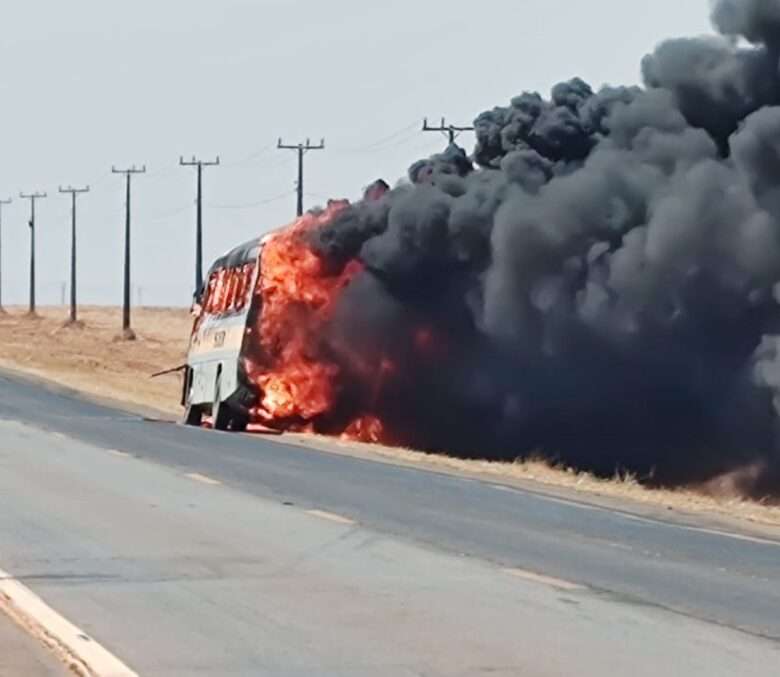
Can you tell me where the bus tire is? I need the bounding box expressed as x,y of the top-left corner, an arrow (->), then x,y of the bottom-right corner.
212,373 -> 231,431
182,369 -> 203,426
231,414 -> 248,433
184,402 -> 203,426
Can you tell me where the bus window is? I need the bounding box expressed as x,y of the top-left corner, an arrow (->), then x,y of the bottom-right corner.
235,264 -> 254,312
204,273 -> 219,314
199,264 -> 256,318
226,268 -> 240,312
215,270 -> 227,313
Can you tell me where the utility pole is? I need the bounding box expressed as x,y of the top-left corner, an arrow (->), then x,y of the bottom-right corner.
0,198 -> 11,314
277,138 -> 325,217
112,166 -> 146,340
59,185 -> 89,325
179,155 -> 219,294
422,117 -> 475,146
20,191 -> 47,316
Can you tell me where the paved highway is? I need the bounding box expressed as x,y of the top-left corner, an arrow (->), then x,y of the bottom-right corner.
0,370 -> 778,675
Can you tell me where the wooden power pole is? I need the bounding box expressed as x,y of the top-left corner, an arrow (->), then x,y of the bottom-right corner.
112,166 -> 146,340
19,191 -> 47,316
0,198 -> 11,314
179,156 -> 219,295
58,185 -> 90,325
277,138 -> 325,217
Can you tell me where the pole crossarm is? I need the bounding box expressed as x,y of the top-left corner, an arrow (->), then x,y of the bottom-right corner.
277,138 -> 326,152
20,191 -> 47,202
112,165 -> 147,176
179,156 -> 220,167
422,117 -> 475,145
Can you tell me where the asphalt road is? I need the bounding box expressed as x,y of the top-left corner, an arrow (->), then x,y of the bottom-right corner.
0,369 -> 779,675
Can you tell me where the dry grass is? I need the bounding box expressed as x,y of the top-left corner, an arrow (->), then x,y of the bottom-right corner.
1,305 -> 779,533
0,306 -> 189,415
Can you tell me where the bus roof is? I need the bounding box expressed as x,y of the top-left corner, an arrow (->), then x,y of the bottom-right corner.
207,236 -> 263,277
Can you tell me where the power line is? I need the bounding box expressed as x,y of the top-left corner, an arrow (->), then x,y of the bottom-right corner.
422,117 -> 475,146
277,138 -> 325,217
19,191 -> 47,316
58,185 -> 90,325
180,155 -> 220,295
147,202 -> 194,223
0,198 -> 11,314
112,165 -> 146,340
205,190 -> 294,210
87,170 -> 113,190
336,121 -> 420,153
220,145 -> 273,168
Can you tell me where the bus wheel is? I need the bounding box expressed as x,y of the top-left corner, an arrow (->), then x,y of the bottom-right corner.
183,369 -> 203,426
231,415 -> 248,433
212,373 -> 231,431
183,402 -> 203,426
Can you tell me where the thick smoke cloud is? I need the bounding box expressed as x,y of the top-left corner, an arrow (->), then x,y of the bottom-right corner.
313,0 -> 780,496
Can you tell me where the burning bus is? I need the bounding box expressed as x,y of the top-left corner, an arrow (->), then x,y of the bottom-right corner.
182,195 -> 386,438
182,234 -> 264,431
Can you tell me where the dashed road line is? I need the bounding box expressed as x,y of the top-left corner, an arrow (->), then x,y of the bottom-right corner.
305,509 -> 356,525
184,472 -> 222,486
0,563 -> 138,676
107,449 -> 131,458
503,567 -> 585,591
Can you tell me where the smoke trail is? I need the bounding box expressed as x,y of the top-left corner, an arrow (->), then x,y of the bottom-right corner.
311,0 -> 780,496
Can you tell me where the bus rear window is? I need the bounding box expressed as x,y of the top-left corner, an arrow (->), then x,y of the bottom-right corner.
202,264 -> 255,317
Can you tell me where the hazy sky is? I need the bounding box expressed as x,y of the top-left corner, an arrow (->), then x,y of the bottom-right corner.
0,0 -> 712,307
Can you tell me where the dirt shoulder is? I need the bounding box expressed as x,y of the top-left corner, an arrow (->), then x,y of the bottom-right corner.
1,305 -> 779,537
0,306 -> 188,417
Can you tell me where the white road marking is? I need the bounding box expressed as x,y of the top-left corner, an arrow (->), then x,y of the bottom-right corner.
184,472 -> 222,486
0,564 -> 138,676
491,484 -> 780,548
503,567 -> 585,591
305,509 -> 356,525
108,449 -> 131,458
617,512 -> 780,547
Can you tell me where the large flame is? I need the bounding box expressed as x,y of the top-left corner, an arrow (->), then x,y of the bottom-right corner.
244,201 -> 384,442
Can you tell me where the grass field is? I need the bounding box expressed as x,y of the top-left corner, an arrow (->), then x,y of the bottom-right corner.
0,306 -> 189,415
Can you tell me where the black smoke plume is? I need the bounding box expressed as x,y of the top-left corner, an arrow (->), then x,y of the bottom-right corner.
313,0 -> 780,497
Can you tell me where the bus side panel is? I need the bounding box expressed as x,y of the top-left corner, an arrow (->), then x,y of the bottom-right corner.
187,314 -> 247,406
190,360 -> 220,406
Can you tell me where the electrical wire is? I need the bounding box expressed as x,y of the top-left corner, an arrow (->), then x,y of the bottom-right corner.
205,190 -> 294,210
334,121 -> 420,153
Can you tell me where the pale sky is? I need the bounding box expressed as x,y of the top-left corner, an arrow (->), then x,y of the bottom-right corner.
0,0 -> 712,307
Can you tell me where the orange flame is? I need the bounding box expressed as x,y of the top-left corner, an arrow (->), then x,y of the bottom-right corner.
246,201 -> 373,439
341,415 -> 384,443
